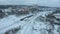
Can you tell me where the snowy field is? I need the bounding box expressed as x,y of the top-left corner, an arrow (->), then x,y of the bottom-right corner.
0,11 -> 60,34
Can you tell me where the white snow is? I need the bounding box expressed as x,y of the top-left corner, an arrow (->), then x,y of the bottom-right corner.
0,11 -> 59,34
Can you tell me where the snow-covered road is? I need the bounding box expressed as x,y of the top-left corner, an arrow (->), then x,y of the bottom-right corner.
16,11 -> 53,34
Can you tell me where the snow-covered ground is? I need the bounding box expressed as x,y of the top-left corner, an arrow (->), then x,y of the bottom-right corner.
0,11 -> 60,34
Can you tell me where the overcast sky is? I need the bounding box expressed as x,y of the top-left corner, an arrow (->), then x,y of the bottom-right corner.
0,0 -> 60,7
